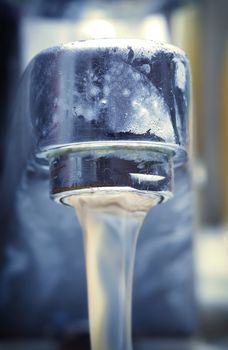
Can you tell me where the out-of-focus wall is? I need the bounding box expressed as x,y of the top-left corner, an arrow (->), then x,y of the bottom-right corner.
171,0 -> 228,226
220,41 -> 228,222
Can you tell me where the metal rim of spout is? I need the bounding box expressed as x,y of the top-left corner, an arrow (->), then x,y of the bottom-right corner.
48,142 -> 175,206
40,140 -> 187,165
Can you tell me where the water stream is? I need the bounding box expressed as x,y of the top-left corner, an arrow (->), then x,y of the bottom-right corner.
68,191 -> 158,350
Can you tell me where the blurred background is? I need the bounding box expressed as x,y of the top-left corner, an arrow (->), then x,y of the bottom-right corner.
0,0 -> 228,349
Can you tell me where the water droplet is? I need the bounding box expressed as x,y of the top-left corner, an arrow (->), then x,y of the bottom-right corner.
140,64 -> 150,74
100,99 -> 107,105
123,89 -> 130,97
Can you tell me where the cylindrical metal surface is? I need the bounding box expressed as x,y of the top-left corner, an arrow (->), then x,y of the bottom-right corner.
23,39 -> 190,202
27,39 -> 190,158
49,147 -> 174,204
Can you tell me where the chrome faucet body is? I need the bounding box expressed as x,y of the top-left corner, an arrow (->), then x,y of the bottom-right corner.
24,39 -> 190,202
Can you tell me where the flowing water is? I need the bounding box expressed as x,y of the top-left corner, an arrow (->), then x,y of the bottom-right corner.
51,142 -> 176,350
67,190 -> 161,350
